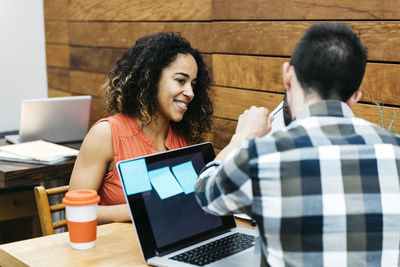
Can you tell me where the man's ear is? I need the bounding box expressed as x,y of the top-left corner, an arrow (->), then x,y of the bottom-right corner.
346,90 -> 362,107
282,62 -> 293,91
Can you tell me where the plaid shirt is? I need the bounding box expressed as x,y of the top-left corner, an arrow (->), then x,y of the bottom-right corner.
195,100 -> 400,267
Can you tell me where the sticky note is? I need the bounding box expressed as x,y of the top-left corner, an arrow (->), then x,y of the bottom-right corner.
172,161 -> 198,194
119,159 -> 152,196
149,167 -> 183,199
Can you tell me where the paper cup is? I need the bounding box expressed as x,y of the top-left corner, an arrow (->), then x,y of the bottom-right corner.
63,189 -> 100,250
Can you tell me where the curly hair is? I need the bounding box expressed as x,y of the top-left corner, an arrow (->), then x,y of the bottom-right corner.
103,32 -> 213,144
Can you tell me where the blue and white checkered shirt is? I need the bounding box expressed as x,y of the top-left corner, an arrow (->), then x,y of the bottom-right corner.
195,100 -> 400,267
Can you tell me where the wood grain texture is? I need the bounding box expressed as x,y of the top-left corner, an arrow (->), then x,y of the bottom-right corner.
203,131 -> 215,145
212,21 -> 311,56
362,63 -> 400,105
202,54 -> 212,76
0,161 -> 74,187
68,0 -> 211,21
0,190 -> 36,221
0,223 -> 148,267
213,0 -> 400,20
48,89 -> 71,98
211,104 -> 400,150
70,47 -> 126,73
33,186 -> 54,236
70,46 -> 126,73
70,46 -> 212,75
68,22 -> 213,52
44,0 -> 67,20
46,44 -> 70,68
90,96 -> 107,123
212,54 -> 285,92
45,21 -> 68,44
43,0 -> 400,146
47,67 -> 69,91
212,118 -> 237,149
0,249 -> 29,267
212,86 -> 400,124
354,21 -> 400,62
0,139 -> 81,187
353,103 -> 400,131
212,21 -> 400,62
212,54 -> 400,106
213,86 -> 283,120
70,71 -> 107,97
34,185 -> 68,236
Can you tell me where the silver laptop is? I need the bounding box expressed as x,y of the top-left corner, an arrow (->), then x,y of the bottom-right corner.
5,96 -> 91,144
117,143 -> 258,267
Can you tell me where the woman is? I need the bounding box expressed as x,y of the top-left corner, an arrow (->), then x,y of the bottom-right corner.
69,32 -> 213,224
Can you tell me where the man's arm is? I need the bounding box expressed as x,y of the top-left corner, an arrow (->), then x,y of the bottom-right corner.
195,106 -> 273,216
215,106 -> 273,161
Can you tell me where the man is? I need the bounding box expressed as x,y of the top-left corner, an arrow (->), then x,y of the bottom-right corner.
195,23 -> 400,266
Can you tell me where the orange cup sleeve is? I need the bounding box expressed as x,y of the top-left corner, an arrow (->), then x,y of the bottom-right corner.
67,219 -> 97,243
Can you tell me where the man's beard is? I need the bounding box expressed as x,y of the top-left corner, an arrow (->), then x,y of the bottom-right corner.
283,91 -> 292,126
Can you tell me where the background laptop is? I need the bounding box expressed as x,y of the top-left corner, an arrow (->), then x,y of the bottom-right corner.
5,95 -> 91,144
117,143 -> 258,267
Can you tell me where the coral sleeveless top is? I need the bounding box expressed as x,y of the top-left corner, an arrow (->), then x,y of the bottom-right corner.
96,113 -> 189,205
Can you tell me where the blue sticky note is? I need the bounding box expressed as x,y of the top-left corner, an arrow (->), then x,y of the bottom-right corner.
119,159 -> 152,196
172,161 -> 198,194
149,167 -> 183,199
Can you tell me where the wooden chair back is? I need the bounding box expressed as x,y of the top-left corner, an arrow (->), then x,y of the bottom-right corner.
34,185 -> 69,236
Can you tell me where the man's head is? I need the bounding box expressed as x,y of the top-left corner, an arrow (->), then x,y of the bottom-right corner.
283,23 -> 367,125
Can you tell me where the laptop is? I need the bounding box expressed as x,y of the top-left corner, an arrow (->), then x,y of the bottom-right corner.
5,95 -> 92,144
117,142 -> 258,267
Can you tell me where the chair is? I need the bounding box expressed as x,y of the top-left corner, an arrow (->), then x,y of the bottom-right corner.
34,185 -> 69,236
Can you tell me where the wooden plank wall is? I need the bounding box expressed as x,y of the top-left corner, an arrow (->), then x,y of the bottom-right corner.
44,0 -> 400,152
44,0 -> 213,126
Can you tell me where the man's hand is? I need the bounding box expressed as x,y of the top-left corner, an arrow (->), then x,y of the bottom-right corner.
235,106 -> 273,140
215,106 -> 273,161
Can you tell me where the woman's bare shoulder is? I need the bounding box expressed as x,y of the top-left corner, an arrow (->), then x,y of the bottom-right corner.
80,121 -> 113,159
84,121 -> 112,144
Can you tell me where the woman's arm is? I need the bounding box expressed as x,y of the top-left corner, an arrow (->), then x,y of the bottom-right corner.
69,121 -> 130,224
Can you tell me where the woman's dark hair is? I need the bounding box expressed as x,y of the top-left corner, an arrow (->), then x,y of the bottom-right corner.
103,32 -> 213,144
290,23 -> 367,101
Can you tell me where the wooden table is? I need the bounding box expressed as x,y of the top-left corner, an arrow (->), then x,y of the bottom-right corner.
0,139 -> 81,221
0,219 -> 254,267
0,139 -> 81,242
0,139 -> 80,188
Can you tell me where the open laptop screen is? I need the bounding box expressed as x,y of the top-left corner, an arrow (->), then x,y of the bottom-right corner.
5,95 -> 92,144
117,143 -> 236,259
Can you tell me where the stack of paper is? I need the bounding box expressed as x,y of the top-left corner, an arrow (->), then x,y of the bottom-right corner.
0,140 -> 79,165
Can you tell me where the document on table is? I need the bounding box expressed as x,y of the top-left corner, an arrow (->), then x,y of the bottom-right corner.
269,101 -> 285,134
0,140 -> 79,165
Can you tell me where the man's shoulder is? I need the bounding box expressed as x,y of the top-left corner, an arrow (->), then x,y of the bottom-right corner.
249,125 -> 310,156
256,115 -> 400,154
257,120 -> 316,152
355,117 -> 400,145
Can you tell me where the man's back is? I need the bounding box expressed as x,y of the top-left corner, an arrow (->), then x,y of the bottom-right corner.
250,101 -> 400,266
195,24 -> 398,266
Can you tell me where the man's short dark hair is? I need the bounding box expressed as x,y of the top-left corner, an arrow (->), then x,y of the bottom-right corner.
290,23 -> 367,101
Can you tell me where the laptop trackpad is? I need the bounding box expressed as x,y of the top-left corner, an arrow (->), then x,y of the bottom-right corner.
149,248 -> 258,267
209,248 -> 259,267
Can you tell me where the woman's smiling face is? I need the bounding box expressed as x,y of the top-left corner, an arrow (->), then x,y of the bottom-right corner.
156,53 -> 198,123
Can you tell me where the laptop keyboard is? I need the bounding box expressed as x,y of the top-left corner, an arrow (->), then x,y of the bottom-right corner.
170,232 -> 254,266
